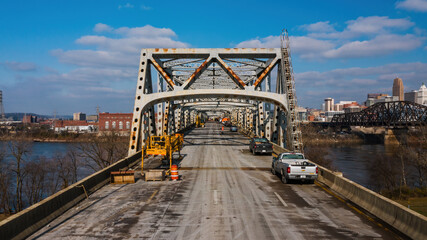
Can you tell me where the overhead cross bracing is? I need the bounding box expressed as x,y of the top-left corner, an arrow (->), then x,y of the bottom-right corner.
129,32 -> 303,156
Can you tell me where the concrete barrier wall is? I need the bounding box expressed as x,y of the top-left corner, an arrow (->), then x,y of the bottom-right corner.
317,166 -> 427,240
0,151 -> 141,240
272,143 -> 427,239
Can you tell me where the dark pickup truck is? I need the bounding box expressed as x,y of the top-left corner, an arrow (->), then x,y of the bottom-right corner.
249,137 -> 273,155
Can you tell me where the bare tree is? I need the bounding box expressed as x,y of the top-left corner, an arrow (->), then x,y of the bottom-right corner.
304,146 -> 334,170
66,147 -> 80,184
23,157 -> 47,205
8,138 -> 32,212
53,149 -> 80,189
369,153 -> 401,193
0,146 -> 13,214
77,131 -> 127,171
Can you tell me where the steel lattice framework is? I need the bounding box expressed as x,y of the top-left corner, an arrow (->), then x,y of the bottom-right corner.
128,31 -> 303,155
331,101 -> 427,127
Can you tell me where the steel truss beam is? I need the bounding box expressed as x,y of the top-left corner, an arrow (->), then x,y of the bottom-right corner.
129,45 -> 303,155
331,101 -> 427,127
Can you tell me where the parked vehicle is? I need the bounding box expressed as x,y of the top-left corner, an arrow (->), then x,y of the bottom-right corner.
271,152 -> 318,184
230,126 -> 238,132
249,137 -> 273,155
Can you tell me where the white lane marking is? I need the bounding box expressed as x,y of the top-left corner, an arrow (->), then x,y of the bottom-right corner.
274,192 -> 288,207
214,190 -> 218,205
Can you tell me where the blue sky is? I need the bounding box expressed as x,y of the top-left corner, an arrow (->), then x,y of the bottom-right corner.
1,0 -> 427,115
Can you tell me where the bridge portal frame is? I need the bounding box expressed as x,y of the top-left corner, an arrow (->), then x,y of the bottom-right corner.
129,46 -> 302,156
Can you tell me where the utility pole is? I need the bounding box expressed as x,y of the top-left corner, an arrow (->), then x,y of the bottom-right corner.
0,90 -> 5,121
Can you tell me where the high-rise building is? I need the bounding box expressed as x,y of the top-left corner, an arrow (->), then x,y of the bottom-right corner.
404,91 -> 418,103
0,90 -> 5,120
73,112 -> 86,121
324,98 -> 333,111
393,77 -> 404,101
417,83 -> 427,105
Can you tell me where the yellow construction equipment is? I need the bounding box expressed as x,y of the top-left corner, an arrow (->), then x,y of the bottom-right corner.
196,115 -> 205,128
143,134 -> 183,175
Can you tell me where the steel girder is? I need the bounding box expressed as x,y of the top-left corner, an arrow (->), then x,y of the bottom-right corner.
129,45 -> 303,155
331,101 -> 427,127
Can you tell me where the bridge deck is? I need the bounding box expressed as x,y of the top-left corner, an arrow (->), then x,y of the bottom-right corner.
31,122 -> 398,239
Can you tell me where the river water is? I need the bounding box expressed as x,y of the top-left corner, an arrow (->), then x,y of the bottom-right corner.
322,144 -> 394,190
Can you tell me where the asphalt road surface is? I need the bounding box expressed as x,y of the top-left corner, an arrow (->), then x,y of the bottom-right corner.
31,122 -> 401,240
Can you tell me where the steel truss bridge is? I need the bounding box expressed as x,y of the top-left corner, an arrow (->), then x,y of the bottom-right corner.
128,31 -> 303,155
331,101 -> 427,127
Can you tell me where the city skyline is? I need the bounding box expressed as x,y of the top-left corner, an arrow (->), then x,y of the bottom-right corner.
1,0 -> 427,114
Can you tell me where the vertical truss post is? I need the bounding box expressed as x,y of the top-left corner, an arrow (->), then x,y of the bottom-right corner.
246,107 -> 251,132
163,101 -> 170,135
238,109 -> 243,128
265,73 -> 272,140
258,101 -> 264,137
157,73 -> 164,135
174,105 -> 181,132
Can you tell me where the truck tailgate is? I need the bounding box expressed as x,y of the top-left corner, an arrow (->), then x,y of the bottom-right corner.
290,166 -> 317,177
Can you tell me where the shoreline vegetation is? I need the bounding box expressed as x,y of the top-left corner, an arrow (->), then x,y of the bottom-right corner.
0,132 -> 129,143
0,132 -> 128,220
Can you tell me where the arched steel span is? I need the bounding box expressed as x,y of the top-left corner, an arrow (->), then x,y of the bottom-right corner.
129,90 -> 288,153
134,90 -> 287,113
129,41 -> 303,155
331,101 -> 427,127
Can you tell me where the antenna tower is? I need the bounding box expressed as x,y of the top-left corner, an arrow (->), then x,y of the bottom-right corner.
0,90 -> 5,120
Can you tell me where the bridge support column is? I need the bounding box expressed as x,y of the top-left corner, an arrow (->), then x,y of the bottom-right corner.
156,73 -> 164,135
174,106 -> 181,132
258,101 -> 264,137
384,128 -> 408,145
246,107 -> 251,133
163,101 -> 170,135
265,111 -> 272,141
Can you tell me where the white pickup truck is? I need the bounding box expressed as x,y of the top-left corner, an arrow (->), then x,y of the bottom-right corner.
271,152 -> 318,184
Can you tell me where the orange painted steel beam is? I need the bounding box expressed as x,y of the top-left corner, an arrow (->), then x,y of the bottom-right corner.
151,58 -> 175,88
215,57 -> 246,88
253,57 -> 279,88
183,57 -> 212,89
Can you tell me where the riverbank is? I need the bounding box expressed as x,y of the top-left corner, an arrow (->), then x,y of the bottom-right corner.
0,134 -> 129,143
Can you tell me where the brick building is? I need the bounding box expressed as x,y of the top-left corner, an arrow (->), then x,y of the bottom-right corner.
98,113 -> 132,133
23,115 -> 37,124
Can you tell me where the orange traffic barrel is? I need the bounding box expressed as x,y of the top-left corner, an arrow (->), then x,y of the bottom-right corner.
171,165 -> 179,181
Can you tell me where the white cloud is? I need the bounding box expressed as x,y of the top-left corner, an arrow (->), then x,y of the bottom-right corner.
308,16 -> 414,39
300,21 -> 336,33
236,35 -> 335,59
237,16 -> 423,60
94,23 -> 113,33
323,34 -> 423,59
51,49 -> 134,67
236,35 -> 278,48
15,24 -> 190,114
118,3 -> 134,9
53,24 -> 188,67
141,5 -> 151,10
1,61 -> 37,72
396,0 -> 427,12
346,16 -> 414,35
114,25 -> 177,38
